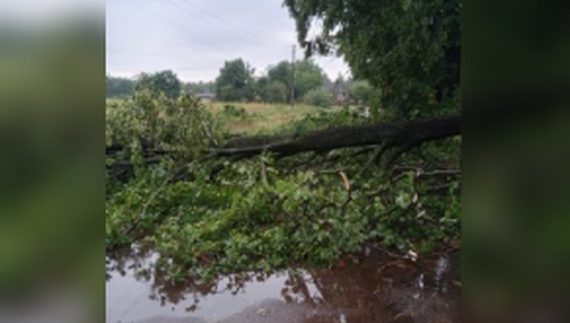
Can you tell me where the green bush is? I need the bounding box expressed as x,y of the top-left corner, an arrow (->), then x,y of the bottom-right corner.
222,104 -> 247,119
303,88 -> 332,108
105,91 -> 219,156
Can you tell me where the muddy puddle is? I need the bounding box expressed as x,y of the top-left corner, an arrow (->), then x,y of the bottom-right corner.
106,246 -> 460,323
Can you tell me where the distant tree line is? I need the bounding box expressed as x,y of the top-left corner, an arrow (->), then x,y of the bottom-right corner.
106,59 -> 376,107
183,81 -> 215,95
106,76 -> 134,98
106,71 -> 183,99
214,57 -> 376,107
106,72 -> 214,99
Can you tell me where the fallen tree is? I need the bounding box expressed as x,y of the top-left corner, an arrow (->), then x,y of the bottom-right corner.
106,114 -> 461,182
105,97 -> 462,271
214,115 -> 461,163
105,115 -> 460,160
105,111 -> 462,273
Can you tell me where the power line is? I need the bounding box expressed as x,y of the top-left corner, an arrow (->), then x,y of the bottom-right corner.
142,0 -> 236,58
108,1 -> 348,80
162,0 -> 282,50
173,0 -> 267,44
124,0 -> 241,79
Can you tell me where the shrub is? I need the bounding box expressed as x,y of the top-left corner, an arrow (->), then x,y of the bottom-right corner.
303,88 -> 332,108
222,104 -> 247,119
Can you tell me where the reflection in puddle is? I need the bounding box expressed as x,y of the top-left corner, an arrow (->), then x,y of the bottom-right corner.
106,246 -> 460,323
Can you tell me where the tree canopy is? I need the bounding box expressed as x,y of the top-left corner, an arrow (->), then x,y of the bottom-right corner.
183,81 -> 215,95
215,58 -> 256,102
263,80 -> 289,103
347,80 -> 374,105
106,76 -> 134,98
284,0 -> 461,119
134,70 -> 182,100
267,59 -> 325,102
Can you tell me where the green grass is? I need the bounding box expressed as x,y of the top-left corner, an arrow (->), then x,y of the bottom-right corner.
106,97 -> 362,136
206,101 -> 346,135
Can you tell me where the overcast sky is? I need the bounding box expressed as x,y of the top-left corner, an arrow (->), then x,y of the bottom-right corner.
106,0 -> 350,82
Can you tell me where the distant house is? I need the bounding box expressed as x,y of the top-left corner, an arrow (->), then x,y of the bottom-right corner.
321,83 -> 350,106
334,91 -> 349,105
195,92 -> 215,103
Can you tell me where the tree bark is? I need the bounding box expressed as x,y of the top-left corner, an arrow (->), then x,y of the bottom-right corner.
106,115 -> 461,182
212,115 -> 461,163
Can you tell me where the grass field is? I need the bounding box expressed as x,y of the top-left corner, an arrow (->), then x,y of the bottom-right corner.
207,101 -> 346,135
106,97 -> 353,136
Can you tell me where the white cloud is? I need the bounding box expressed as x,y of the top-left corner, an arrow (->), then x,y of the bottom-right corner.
106,0 -> 349,82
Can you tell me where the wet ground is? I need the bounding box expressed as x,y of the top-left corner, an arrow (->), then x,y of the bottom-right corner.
106,246 -> 460,323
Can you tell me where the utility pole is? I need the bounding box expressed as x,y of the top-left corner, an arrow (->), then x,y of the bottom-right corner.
291,44 -> 295,109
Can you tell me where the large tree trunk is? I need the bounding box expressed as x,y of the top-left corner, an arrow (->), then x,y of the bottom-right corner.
106,115 -> 461,182
212,115 -> 461,162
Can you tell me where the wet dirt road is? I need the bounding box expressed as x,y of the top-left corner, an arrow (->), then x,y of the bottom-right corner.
106,246 -> 460,323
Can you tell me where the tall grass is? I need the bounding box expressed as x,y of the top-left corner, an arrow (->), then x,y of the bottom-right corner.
207,101 -> 345,135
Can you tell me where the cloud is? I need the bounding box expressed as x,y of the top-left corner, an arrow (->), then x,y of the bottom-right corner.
106,0 -> 349,82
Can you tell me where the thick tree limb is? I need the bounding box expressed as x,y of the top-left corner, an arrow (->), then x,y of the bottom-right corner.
107,115 -> 461,182
211,115 -> 461,163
